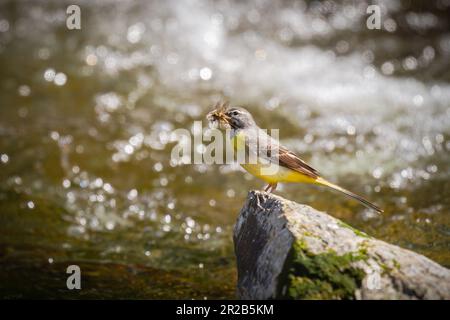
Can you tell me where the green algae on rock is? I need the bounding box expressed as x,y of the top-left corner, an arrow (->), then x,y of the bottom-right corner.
279,241 -> 366,299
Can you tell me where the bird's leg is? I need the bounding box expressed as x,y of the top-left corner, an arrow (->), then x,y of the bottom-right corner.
265,183 -> 278,193
268,183 -> 278,193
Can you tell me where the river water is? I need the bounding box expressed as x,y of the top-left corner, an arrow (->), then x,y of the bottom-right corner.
0,0 -> 449,298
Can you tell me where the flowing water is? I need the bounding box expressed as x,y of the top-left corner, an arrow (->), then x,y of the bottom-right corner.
0,0 -> 449,299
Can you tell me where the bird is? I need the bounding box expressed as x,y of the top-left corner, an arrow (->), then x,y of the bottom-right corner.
206,101 -> 383,213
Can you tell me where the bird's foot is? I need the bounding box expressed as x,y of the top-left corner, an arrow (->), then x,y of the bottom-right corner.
255,195 -> 265,211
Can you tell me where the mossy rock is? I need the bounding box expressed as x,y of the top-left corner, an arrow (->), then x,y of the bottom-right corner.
280,241 -> 366,299
234,191 -> 450,300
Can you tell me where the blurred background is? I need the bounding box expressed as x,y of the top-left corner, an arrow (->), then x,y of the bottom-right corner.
0,0 -> 449,299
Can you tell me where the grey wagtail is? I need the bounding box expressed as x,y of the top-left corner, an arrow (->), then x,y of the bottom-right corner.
206,102 -> 383,213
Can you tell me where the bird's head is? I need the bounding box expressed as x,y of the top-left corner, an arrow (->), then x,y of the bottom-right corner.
207,102 -> 255,130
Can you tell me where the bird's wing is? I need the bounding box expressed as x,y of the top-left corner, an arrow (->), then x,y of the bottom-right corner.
245,129 -> 319,179
276,145 -> 319,179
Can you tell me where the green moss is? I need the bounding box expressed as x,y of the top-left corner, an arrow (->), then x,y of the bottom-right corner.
338,221 -> 371,238
278,240 -> 367,300
358,240 -> 370,255
379,263 -> 392,274
392,259 -> 401,270
302,231 -> 313,237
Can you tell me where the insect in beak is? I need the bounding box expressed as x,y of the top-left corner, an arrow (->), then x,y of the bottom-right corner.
207,101 -> 231,129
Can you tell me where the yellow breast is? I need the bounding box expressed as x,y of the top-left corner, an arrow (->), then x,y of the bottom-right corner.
230,131 -> 316,184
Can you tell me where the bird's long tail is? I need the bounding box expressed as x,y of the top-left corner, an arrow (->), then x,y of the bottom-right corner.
315,177 -> 383,213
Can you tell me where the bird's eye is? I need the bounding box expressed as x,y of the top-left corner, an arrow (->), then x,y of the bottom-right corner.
229,110 -> 239,116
